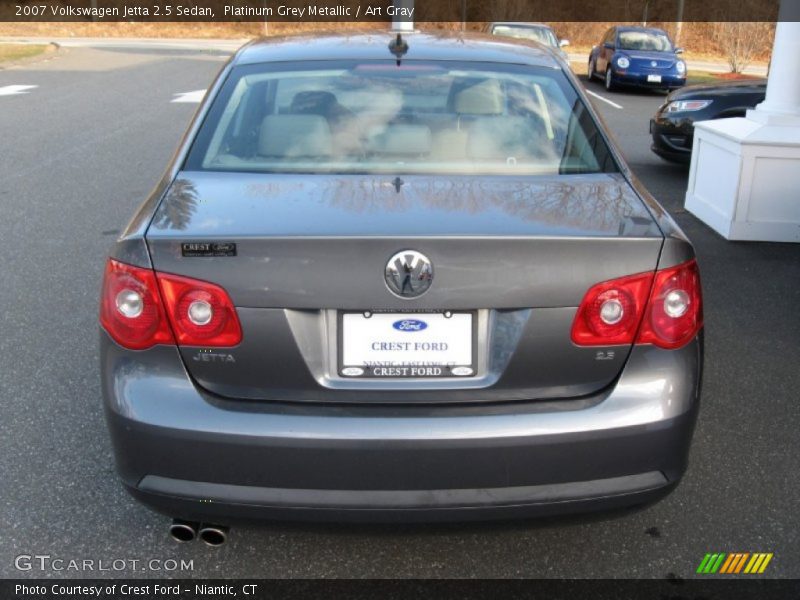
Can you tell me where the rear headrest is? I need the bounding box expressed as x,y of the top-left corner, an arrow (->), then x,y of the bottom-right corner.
258,115 -> 332,158
365,124 -> 432,156
290,91 -> 338,115
454,79 -> 503,115
467,116 -> 541,159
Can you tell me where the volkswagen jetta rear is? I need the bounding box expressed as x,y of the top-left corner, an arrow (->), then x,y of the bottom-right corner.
100,33 -> 702,526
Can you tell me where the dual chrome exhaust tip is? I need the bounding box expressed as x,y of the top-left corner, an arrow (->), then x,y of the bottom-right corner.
169,519 -> 228,546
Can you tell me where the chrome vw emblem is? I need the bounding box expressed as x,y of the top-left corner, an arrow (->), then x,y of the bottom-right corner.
651,60 -> 658,67
385,250 -> 433,298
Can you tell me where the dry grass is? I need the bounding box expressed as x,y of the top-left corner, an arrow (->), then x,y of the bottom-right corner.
0,21 -> 378,39
0,20 -> 773,68
686,70 -> 761,85
0,43 -> 49,62
542,22 -> 774,62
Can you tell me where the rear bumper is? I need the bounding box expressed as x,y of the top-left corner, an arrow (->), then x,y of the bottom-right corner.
101,332 -> 702,522
128,471 -> 679,523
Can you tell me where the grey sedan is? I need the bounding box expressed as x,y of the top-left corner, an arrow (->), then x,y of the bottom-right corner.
485,22 -> 571,60
99,31 -> 703,544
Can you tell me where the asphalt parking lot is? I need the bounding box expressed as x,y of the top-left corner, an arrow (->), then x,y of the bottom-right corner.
1,43 -> 798,579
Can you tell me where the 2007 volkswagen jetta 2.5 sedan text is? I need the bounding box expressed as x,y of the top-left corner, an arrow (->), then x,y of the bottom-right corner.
99,31 -> 703,541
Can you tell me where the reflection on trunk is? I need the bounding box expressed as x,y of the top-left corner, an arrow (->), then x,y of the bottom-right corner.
152,178 -> 198,231
237,177 -> 639,234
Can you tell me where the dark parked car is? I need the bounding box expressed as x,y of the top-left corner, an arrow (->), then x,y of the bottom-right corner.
485,22 -> 570,60
100,32 -> 702,542
651,79 -> 767,163
589,26 -> 686,92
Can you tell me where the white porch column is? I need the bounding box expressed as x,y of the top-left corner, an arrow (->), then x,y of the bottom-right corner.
684,3 -> 800,242
750,21 -> 800,122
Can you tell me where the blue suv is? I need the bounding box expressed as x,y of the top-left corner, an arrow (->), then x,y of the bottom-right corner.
589,26 -> 686,92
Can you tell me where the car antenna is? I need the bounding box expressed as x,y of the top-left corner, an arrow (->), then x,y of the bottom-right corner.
389,32 -> 409,66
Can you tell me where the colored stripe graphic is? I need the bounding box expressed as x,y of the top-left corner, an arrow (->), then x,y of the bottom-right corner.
734,553 -> 750,573
697,553 -> 727,574
721,553 -> 737,573
710,553 -> 726,573
699,552 -> 773,574
722,553 -> 736,574
759,554 -> 774,573
696,554 -> 713,573
720,553 -> 748,574
745,554 -> 762,573
719,554 -> 735,573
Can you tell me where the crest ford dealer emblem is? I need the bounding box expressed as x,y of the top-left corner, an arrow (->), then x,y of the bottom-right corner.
385,250 -> 433,298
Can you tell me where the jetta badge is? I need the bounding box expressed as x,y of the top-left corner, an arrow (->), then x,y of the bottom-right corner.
385,250 -> 433,298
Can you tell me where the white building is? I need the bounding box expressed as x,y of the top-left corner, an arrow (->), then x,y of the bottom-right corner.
684,1 -> 800,242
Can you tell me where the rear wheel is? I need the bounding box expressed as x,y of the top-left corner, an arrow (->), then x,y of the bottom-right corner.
588,58 -> 595,80
605,68 -> 616,91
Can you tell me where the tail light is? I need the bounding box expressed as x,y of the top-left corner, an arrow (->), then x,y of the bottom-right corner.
571,271 -> 654,346
637,259 -> 702,349
100,259 -> 242,349
156,272 -> 242,347
571,259 -> 702,350
100,259 -> 174,350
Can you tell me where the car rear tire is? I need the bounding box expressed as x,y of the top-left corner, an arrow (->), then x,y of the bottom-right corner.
605,68 -> 616,91
588,58 -> 595,80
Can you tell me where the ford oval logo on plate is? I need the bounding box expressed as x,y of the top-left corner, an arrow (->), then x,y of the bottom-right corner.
341,367 -> 365,377
451,366 -> 474,376
393,319 -> 428,332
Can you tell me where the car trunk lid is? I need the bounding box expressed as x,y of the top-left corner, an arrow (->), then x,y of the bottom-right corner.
145,171 -> 663,403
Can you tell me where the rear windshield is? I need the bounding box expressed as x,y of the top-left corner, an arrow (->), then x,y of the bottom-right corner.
185,60 -> 617,176
491,25 -> 558,48
618,31 -> 673,52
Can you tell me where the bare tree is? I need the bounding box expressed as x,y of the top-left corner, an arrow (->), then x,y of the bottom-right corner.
674,0 -> 685,46
713,22 -> 772,73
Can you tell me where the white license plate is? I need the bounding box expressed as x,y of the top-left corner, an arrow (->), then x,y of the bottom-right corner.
647,74 -> 662,83
340,312 -> 475,378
